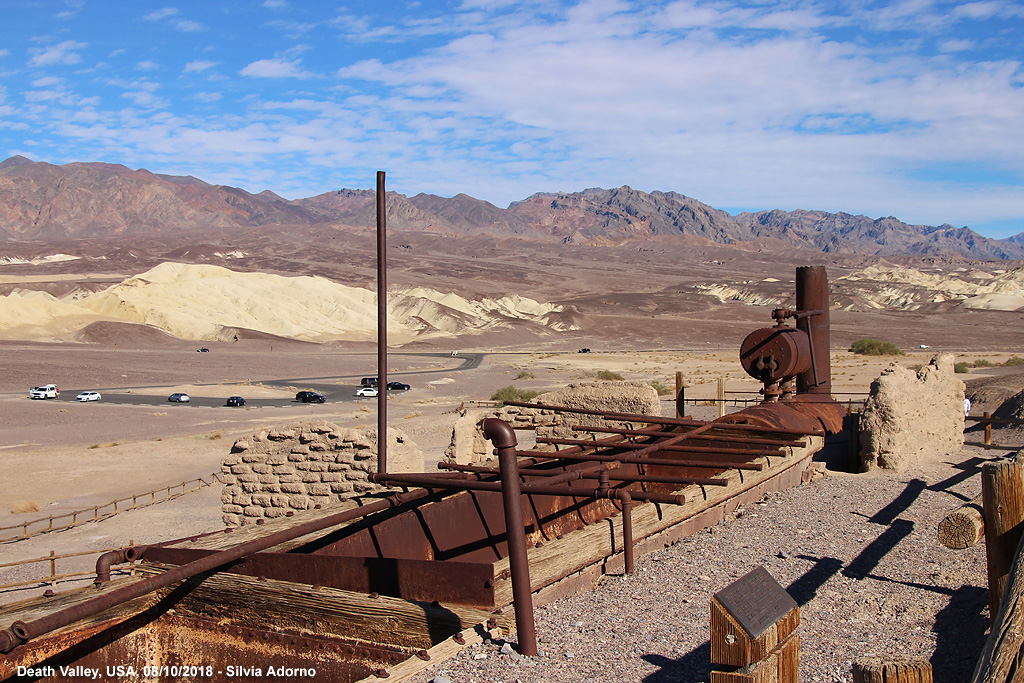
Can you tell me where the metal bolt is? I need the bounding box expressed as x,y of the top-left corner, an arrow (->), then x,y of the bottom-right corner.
453,633 -> 466,645
416,650 -> 430,661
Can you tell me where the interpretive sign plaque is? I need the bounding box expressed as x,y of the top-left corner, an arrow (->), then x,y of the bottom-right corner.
713,566 -> 798,639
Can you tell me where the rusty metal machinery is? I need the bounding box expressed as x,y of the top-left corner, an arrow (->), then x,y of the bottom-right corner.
0,265 -> 847,682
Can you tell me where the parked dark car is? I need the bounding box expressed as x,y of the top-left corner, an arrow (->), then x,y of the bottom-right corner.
386,382 -> 411,391
360,377 -> 379,387
197,347 -> 210,352
295,391 -> 326,403
225,396 -> 246,407
578,348 -> 591,353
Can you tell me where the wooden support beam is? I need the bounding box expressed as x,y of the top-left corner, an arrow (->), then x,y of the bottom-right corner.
983,461 -> 1024,625
938,495 -> 985,549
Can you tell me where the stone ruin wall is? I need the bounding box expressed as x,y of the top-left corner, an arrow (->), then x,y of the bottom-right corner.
859,353 -> 966,472
445,381 -> 662,465
220,421 -> 422,526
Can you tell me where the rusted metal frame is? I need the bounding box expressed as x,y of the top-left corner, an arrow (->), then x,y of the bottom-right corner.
482,418 -> 537,656
376,170 -> 388,475
567,472 -> 729,487
539,435 -> 783,458
502,401 -> 820,436
512,449 -> 765,471
437,463 -> 728,487
371,473 -> 686,506
95,526 -> 238,584
540,439 -> 777,465
0,488 -> 434,654
575,424 -> 796,448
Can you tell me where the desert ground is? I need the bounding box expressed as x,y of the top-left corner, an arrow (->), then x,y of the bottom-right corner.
1,234 -> 1024,679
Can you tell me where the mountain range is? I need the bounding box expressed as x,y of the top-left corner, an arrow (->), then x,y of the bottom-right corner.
1,155 -> 1021,260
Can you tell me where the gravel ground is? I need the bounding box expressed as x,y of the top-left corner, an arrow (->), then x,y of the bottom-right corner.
411,445 -> 1000,683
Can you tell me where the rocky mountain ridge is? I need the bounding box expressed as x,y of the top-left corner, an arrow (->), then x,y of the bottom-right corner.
1,156 -> 1021,259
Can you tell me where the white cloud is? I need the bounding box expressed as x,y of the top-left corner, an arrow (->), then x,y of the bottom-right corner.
184,60 -> 218,73
193,92 -> 223,102
136,60 -> 161,71
263,0 -> 289,8
144,8 -> 179,21
28,40 -> 87,67
0,49 -> 9,58
240,58 -> 313,79
175,20 -> 205,32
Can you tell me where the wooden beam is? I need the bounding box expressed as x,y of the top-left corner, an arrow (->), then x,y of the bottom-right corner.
853,658 -> 933,683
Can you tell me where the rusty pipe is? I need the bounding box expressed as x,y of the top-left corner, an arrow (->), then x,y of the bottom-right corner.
540,435 -> 783,457
796,265 -> 831,395
376,170 -> 388,476
512,450 -> 765,471
618,490 -> 634,574
484,418 -> 537,657
2,488 -> 432,653
94,549 -> 127,585
372,473 -> 686,505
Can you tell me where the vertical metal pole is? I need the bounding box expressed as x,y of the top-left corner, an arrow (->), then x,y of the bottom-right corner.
482,418 -> 537,656
796,265 -> 831,395
618,491 -> 634,574
376,171 -> 388,475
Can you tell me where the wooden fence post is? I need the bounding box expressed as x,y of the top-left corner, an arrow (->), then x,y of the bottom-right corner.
717,378 -> 726,419
675,372 -> 684,419
985,412 -> 993,446
710,567 -> 798,683
983,460 -> 1024,625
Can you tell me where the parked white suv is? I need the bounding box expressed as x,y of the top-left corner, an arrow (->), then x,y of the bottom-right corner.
30,384 -> 59,399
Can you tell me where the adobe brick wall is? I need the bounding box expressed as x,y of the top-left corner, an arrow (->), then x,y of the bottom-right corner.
219,421 -> 422,526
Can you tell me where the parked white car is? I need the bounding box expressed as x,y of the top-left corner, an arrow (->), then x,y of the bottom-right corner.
355,387 -> 379,397
75,391 -> 102,402
30,384 -> 59,399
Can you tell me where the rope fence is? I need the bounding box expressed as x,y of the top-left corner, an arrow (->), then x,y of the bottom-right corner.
1,473 -> 221,543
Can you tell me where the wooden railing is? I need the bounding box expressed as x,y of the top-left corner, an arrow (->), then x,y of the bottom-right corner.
0,543 -> 135,592
0,473 -> 221,542
966,414 -> 1024,450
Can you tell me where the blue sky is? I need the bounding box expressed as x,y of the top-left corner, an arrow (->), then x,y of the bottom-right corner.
2,1 -> 1023,238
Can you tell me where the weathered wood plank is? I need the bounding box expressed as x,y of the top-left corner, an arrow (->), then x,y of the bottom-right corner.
983,461 -> 1024,624
854,658 -> 933,683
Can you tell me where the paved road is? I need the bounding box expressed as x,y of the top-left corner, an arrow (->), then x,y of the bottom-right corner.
35,352 -> 484,409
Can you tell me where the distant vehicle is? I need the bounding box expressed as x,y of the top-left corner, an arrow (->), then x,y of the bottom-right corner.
30,384 -> 59,399
360,377 -> 379,387
295,391 -> 326,403
197,347 -> 210,352
356,387 -> 379,397
578,348 -> 591,353
920,344 -> 930,349
386,382 -> 411,391
225,396 -> 246,407
167,393 -> 191,403
75,391 -> 101,402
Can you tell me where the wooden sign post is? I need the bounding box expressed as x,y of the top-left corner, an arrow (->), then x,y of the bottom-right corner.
711,567 -> 800,683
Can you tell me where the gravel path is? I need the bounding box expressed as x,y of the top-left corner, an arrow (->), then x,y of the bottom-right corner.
411,446 -> 999,683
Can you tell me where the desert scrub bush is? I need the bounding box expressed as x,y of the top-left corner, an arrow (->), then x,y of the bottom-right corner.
954,362 -> 970,373
595,370 -> 624,381
515,370 -> 535,380
1004,356 -> 1024,366
649,380 -> 673,395
490,385 -> 541,405
970,359 -> 995,368
849,338 -> 905,356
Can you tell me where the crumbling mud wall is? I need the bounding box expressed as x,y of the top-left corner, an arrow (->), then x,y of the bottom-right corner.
445,381 -> 661,465
859,354 -> 965,471
220,421 -> 422,526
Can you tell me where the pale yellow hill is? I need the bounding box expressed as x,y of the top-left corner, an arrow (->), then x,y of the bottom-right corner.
0,262 -> 575,343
